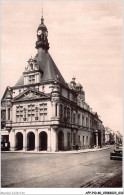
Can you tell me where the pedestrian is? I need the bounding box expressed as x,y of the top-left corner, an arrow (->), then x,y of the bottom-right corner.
75,145 -> 79,152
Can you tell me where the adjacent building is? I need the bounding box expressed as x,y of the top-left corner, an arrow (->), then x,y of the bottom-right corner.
105,127 -> 122,145
1,16 -> 105,152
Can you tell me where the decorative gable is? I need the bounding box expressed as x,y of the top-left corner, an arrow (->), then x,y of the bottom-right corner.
1,87 -> 12,101
21,91 -> 41,100
12,88 -> 50,102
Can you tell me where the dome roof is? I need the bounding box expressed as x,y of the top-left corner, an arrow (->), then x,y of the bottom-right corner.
76,82 -> 82,88
37,17 -> 47,32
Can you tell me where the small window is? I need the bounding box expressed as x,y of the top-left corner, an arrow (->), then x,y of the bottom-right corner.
29,75 -> 35,84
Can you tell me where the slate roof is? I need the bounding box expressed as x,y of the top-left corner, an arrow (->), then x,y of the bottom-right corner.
15,75 -> 24,86
15,49 -> 66,87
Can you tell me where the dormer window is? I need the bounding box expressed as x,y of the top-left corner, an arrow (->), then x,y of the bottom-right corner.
29,75 -> 35,84
30,63 -> 33,70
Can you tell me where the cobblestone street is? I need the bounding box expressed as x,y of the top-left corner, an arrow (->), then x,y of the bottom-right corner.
1,148 -> 122,188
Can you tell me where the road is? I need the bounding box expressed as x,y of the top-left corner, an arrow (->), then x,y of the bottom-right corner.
1,148 -> 122,188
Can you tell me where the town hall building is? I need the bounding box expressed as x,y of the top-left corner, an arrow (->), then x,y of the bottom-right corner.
1,15 -> 105,152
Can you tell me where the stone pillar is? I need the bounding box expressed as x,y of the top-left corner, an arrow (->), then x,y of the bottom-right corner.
51,129 -> 58,152
52,102 -> 54,117
101,132 -> 103,146
55,131 -> 58,152
64,131 -> 67,150
55,103 -> 57,117
47,128 -> 52,152
35,74 -> 37,83
10,108 -> 12,121
71,131 -> 73,149
76,132 -> 78,145
6,107 -> 8,121
88,116 -> 90,130
52,101 -> 57,118
10,129 -> 16,151
23,129 -> 27,151
38,73 -> 40,83
36,74 -> 39,83
96,133 -> 98,147
35,129 -> 39,151
57,103 -> 60,118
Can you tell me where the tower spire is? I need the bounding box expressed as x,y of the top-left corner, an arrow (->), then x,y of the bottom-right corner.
42,0 -> 43,18
35,3 -> 49,51
41,0 -> 44,24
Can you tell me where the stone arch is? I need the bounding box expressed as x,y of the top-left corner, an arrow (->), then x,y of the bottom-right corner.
27,132 -> 35,150
39,131 -> 47,151
58,130 -> 64,151
16,132 -> 23,150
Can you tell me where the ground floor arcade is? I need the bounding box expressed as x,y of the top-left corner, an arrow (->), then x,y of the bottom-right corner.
1,127 -> 104,152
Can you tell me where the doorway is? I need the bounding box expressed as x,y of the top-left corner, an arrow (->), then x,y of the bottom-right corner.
27,132 -> 35,150
39,131 -> 47,151
16,132 -> 23,150
58,131 -> 64,150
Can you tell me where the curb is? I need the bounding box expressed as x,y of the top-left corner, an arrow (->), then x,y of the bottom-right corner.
1,146 -> 113,154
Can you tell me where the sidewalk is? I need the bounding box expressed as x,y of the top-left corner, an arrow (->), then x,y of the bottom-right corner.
1,145 -> 113,154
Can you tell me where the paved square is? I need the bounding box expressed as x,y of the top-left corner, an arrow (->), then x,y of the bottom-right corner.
1,149 -> 122,188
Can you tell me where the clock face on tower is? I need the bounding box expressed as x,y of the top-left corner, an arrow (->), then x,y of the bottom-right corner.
37,30 -> 42,35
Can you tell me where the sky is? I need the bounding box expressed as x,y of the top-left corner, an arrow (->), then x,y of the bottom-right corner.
1,0 -> 123,133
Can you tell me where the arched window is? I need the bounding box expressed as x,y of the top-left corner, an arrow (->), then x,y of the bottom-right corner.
8,108 -> 10,120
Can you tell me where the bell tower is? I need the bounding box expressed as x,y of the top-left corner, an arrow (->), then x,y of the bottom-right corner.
35,16 -> 49,51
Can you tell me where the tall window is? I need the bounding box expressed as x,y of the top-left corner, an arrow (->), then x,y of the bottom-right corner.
67,92 -> 70,99
67,107 -> 70,123
86,136 -> 89,145
23,108 -> 27,121
67,133 -> 71,147
86,117 -> 88,127
78,114 -> 80,126
8,108 -> 10,120
73,113 -> 76,124
90,120 -> 92,127
82,136 -> 85,145
28,104 -> 35,122
29,75 -> 35,84
39,103 -> 47,121
92,120 -> 94,127
82,116 -> 84,126
35,107 -> 38,120
16,105 -> 23,122
64,106 -> 67,118
73,133 -> 76,145
60,104 -> 63,120
78,135 -> 80,145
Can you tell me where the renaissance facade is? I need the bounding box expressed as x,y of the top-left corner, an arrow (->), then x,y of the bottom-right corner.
1,16 -> 105,152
